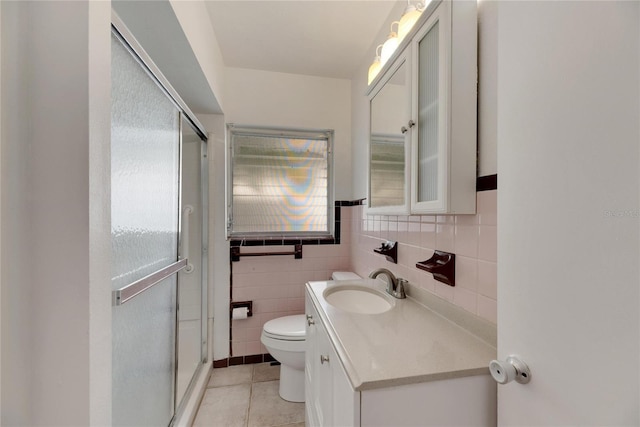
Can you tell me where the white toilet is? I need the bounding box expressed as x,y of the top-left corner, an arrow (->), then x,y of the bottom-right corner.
260,271 -> 360,402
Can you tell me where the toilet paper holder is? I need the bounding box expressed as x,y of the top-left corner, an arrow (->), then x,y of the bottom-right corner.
230,301 -> 253,318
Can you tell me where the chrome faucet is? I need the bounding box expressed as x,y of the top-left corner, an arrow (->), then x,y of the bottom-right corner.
368,268 -> 407,299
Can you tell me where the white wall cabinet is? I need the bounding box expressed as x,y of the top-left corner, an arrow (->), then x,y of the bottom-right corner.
368,0 -> 477,215
305,288 -> 496,426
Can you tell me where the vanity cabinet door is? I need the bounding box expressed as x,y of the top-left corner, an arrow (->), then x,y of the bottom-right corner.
305,293 -> 338,427
331,343 -> 360,427
305,294 -> 322,427
305,289 -> 360,427
315,320 -> 334,426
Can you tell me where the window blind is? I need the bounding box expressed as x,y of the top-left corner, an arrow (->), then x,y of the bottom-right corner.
229,128 -> 332,236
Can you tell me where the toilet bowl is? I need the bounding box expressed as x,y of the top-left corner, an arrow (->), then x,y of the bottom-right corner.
261,271 -> 361,403
261,314 -> 306,402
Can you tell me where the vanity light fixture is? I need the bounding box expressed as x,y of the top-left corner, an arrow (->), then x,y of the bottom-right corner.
380,21 -> 400,65
367,1 -> 430,86
398,0 -> 428,41
367,44 -> 384,85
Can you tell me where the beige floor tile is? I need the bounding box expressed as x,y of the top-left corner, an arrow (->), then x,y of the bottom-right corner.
208,364 -> 254,388
193,384 -> 251,427
248,381 -> 305,427
274,423 -> 305,427
253,362 -> 280,383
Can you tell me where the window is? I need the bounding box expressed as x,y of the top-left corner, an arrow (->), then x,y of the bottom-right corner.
227,125 -> 334,238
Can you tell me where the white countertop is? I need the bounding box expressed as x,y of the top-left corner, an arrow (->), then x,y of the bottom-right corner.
306,279 -> 497,391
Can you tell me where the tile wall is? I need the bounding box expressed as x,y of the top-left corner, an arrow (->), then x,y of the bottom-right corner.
229,214 -> 352,357
229,191 -> 496,358
350,190 -> 497,323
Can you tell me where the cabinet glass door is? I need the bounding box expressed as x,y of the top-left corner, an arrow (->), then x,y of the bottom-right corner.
417,20 -> 440,204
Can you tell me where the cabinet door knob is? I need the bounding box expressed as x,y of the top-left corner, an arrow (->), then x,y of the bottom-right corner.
408,119 -> 416,128
401,126 -> 408,134
320,355 -> 330,364
306,315 -> 315,326
489,355 -> 531,385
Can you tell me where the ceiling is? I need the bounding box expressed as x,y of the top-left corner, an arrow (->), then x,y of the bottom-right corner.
204,1 -> 398,79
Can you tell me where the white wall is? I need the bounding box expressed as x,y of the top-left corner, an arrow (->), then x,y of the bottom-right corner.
196,113 -> 229,361
0,1 -> 3,415
0,2 -> 111,425
477,0 -> 498,177
224,67 -> 353,200
497,1 -> 639,424
351,61 -> 370,199
170,0 -> 226,112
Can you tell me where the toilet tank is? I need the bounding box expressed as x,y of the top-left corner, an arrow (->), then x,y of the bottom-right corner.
331,271 -> 361,281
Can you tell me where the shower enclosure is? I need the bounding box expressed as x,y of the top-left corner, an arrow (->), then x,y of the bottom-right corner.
110,14 -> 209,426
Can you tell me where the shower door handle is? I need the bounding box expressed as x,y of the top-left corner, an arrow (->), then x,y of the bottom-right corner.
113,259 -> 188,306
181,205 -> 194,274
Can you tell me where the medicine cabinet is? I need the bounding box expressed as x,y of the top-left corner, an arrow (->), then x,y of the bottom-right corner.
367,0 -> 477,215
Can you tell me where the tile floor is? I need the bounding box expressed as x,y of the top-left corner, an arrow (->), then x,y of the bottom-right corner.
193,363 -> 305,427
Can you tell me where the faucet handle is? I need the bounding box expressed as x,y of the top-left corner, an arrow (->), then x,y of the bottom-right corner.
395,278 -> 407,299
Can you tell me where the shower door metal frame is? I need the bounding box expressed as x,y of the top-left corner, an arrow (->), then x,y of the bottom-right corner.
173,133 -> 210,422
111,10 -> 210,425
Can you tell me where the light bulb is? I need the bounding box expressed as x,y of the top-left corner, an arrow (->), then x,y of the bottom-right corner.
368,59 -> 382,85
381,24 -> 400,65
367,45 -> 384,85
398,4 -> 422,41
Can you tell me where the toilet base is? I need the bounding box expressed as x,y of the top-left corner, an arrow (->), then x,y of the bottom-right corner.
278,364 -> 305,402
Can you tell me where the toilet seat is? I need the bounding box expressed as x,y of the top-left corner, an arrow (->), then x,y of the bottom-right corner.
262,315 -> 305,341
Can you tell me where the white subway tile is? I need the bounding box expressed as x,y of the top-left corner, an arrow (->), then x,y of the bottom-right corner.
456,256 -> 478,291
477,260 -> 497,299
477,295 -> 497,324
453,287 -> 478,315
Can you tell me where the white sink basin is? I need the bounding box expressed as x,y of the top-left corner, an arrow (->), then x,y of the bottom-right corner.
323,284 -> 395,314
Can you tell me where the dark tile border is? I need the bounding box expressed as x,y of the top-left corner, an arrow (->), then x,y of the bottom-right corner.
213,353 -> 277,368
335,199 -> 365,206
476,174 -> 497,192
229,356 -> 244,366
213,359 -> 229,369
244,354 -> 264,364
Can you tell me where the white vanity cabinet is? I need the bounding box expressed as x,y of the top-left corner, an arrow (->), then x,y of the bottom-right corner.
305,282 -> 497,426
368,0 -> 477,215
305,292 -> 360,427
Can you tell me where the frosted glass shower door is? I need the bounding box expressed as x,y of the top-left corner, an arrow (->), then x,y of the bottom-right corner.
111,31 -> 181,427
